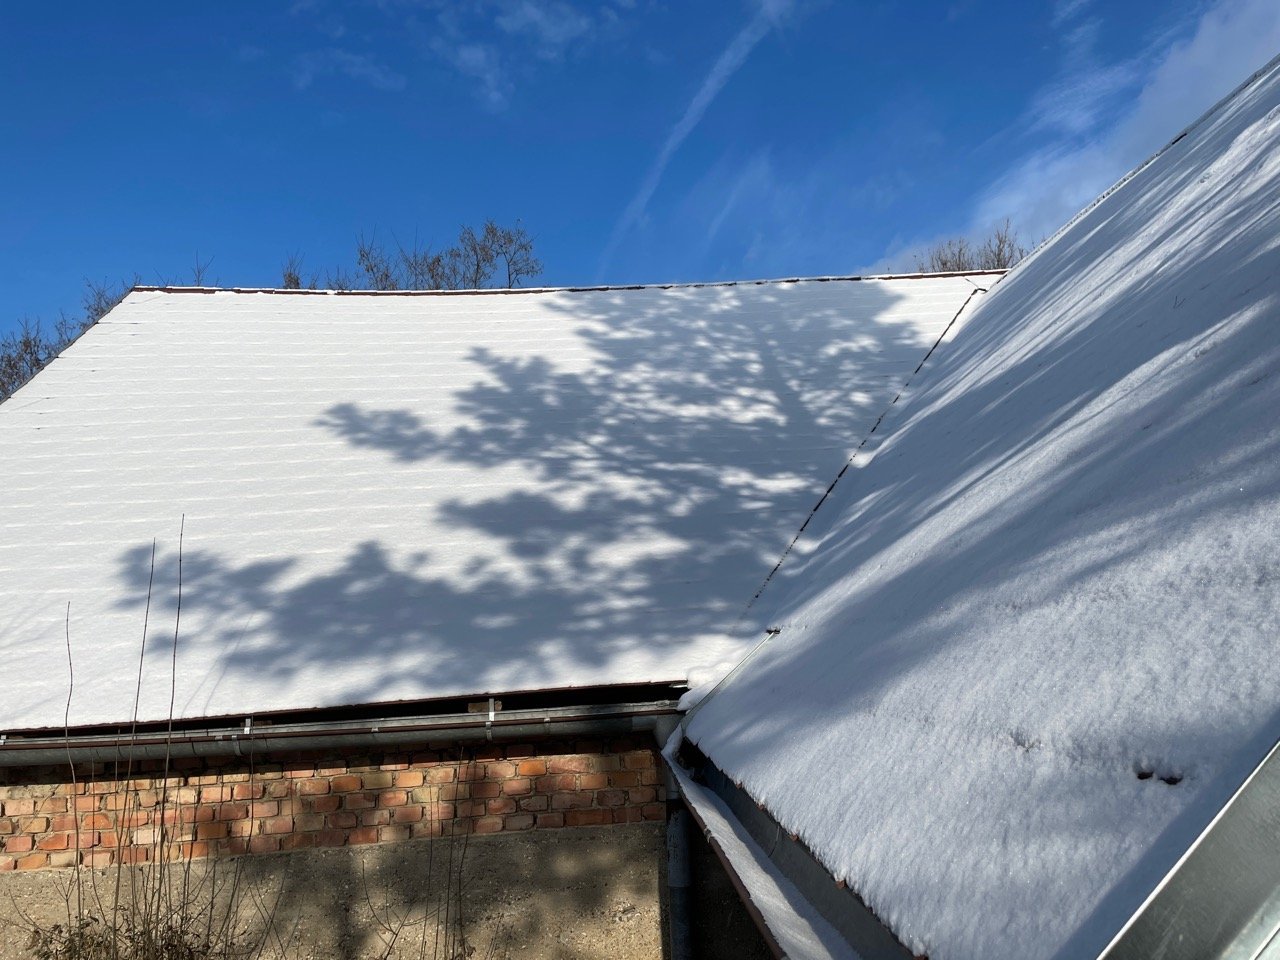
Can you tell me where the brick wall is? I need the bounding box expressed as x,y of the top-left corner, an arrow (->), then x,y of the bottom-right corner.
0,736 -> 665,872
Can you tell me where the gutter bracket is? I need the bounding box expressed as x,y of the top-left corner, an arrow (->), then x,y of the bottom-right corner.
485,698 -> 495,742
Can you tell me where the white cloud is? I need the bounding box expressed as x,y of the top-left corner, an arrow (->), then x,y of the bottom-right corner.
494,1 -> 594,60
979,0 -> 1280,242
292,49 -> 407,92
430,39 -> 511,110
601,1 -> 794,273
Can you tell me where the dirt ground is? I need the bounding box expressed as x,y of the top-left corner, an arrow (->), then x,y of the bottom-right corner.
0,823 -> 664,960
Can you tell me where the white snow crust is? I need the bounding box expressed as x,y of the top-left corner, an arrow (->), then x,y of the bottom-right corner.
685,56 -> 1280,960
0,276 -> 986,730
664,733 -> 857,960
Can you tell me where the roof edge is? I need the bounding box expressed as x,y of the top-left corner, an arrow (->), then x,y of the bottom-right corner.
130,269 -> 1006,299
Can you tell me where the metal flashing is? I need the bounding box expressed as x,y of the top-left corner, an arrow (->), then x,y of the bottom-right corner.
1099,736 -> 1280,960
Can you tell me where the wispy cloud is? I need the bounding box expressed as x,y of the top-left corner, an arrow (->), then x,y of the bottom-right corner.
412,0 -> 630,110
600,1 -> 794,274
494,1 -> 594,60
292,48 -> 407,92
428,31 -> 511,110
973,0 -> 1280,242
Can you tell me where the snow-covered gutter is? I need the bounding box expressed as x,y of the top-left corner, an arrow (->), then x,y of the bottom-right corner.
0,688 -> 682,767
664,735 -> 911,960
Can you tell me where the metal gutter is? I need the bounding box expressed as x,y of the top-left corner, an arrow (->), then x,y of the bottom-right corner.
0,699 -> 679,767
667,740 -> 913,960
1099,735 -> 1280,960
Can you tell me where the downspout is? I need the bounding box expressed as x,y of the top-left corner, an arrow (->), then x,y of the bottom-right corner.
665,762 -> 695,960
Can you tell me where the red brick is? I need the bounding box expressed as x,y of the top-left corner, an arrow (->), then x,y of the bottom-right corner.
469,781 -> 500,799
486,798 -> 517,816
641,804 -> 665,820
550,793 -> 592,811
262,816 -> 293,835
518,795 -> 549,812
547,756 -> 595,775
217,802 -> 249,821
502,778 -> 532,797
485,761 -> 516,779
343,793 -> 374,811
281,833 -> 315,851
348,827 -> 378,845
503,814 -> 534,831
426,802 -> 455,821
183,840 -> 211,860
359,809 -> 391,827
248,836 -> 280,854
362,772 -> 394,790
232,783 -> 264,801
82,850 -> 114,868
608,771 -> 640,788
4,835 -> 32,853
516,759 -> 547,777
596,789 -> 627,808
292,813 -> 323,832
623,751 -> 655,770
536,812 -> 564,829
628,787 -> 657,805
328,812 -> 358,829
266,780 -> 292,799
250,801 -> 278,819
197,822 -> 229,840
38,797 -> 67,814
393,806 -> 422,824
379,790 -> 408,807
298,780 -> 330,796
579,774 -> 608,790
474,816 -> 503,835
426,767 -> 456,784
36,834 -> 70,851
534,774 -> 576,794
16,853 -> 48,870
314,829 -> 347,847
396,770 -> 424,788
330,775 -> 361,793
378,825 -> 411,843
565,809 -> 612,827
307,795 -> 341,814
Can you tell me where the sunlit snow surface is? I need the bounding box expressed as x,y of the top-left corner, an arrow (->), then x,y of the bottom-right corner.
685,57 -> 1280,960
0,275 -> 986,730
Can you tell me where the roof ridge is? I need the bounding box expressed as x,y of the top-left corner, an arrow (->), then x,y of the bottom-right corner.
130,270 -> 1007,298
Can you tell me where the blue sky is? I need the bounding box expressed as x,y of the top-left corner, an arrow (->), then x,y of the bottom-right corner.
3,0 -> 1279,335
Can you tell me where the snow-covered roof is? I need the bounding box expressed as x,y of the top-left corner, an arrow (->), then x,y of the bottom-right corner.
0,274 -> 991,731
683,55 -> 1280,960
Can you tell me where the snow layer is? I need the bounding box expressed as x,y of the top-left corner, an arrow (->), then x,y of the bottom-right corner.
664,733 -> 857,960
685,57 -> 1280,960
0,276 -> 986,730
